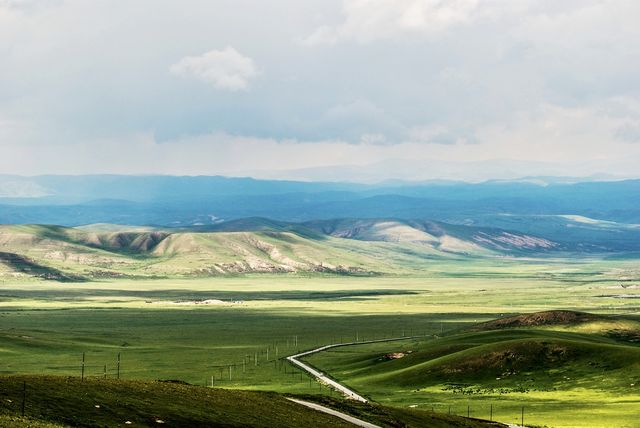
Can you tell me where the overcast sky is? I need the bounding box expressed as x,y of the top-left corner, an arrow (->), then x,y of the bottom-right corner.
1,0 -> 639,181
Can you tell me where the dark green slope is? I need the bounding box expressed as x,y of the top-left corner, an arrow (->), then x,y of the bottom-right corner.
0,376 -> 501,428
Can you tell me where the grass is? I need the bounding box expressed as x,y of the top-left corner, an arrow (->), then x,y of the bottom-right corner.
0,306 -> 461,392
5,222 -> 636,280
303,326 -> 640,427
0,375 -> 357,427
0,375 -> 500,427
0,240 -> 639,426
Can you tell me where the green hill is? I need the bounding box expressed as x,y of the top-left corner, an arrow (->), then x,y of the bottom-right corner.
301,312 -> 640,427
305,328 -> 640,391
0,376 -> 500,428
0,220 -> 573,282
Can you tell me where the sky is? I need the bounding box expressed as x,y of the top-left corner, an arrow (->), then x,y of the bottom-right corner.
1,0 -> 639,182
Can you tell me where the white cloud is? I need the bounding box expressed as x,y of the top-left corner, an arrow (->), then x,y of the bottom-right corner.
303,0 -> 479,44
170,46 -> 258,91
474,101 -> 640,161
0,114 -> 33,141
408,124 -> 474,145
316,99 -> 405,143
360,133 -> 386,145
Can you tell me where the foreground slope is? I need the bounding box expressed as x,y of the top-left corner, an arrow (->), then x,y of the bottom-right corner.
0,376 -> 501,428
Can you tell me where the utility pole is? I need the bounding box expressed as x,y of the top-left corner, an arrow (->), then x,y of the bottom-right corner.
21,381 -> 26,416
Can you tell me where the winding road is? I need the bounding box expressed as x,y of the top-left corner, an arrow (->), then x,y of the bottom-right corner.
286,336 -> 420,402
287,398 -> 381,428
286,336 -> 517,427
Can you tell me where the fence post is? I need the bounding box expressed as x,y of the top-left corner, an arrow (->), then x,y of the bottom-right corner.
103,364 -> 107,379
490,403 -> 493,421
117,353 -> 121,379
81,352 -> 85,381
21,381 -> 26,416
521,406 -> 524,426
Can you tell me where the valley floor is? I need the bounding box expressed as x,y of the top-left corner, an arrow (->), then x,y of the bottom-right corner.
0,256 -> 639,426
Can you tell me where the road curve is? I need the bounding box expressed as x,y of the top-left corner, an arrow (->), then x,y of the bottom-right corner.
286,336 -> 420,403
287,398 -> 381,428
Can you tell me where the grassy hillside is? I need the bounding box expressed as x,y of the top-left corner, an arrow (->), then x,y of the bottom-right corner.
0,376 -> 500,428
1,217 -> 616,282
304,327 -> 640,392
301,218 -> 558,253
303,312 -> 640,427
0,224 -> 391,280
466,214 -> 640,253
0,221 -> 552,281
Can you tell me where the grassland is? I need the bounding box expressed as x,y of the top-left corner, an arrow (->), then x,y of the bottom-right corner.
1,223 -> 640,426
0,375 -> 506,427
303,318 -> 640,428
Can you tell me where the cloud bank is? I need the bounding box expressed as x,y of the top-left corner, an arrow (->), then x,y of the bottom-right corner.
0,0 -> 639,181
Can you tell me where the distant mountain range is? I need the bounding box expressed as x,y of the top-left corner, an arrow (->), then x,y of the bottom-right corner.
0,175 -> 638,255
244,158 -> 628,183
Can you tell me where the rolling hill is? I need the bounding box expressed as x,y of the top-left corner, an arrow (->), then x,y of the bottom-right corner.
0,218 -> 583,281
301,311 -> 640,426
303,311 -> 640,388
2,214 -> 639,282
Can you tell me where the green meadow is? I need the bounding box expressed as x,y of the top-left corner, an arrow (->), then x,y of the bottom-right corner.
1,254 -> 639,426
303,328 -> 640,428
